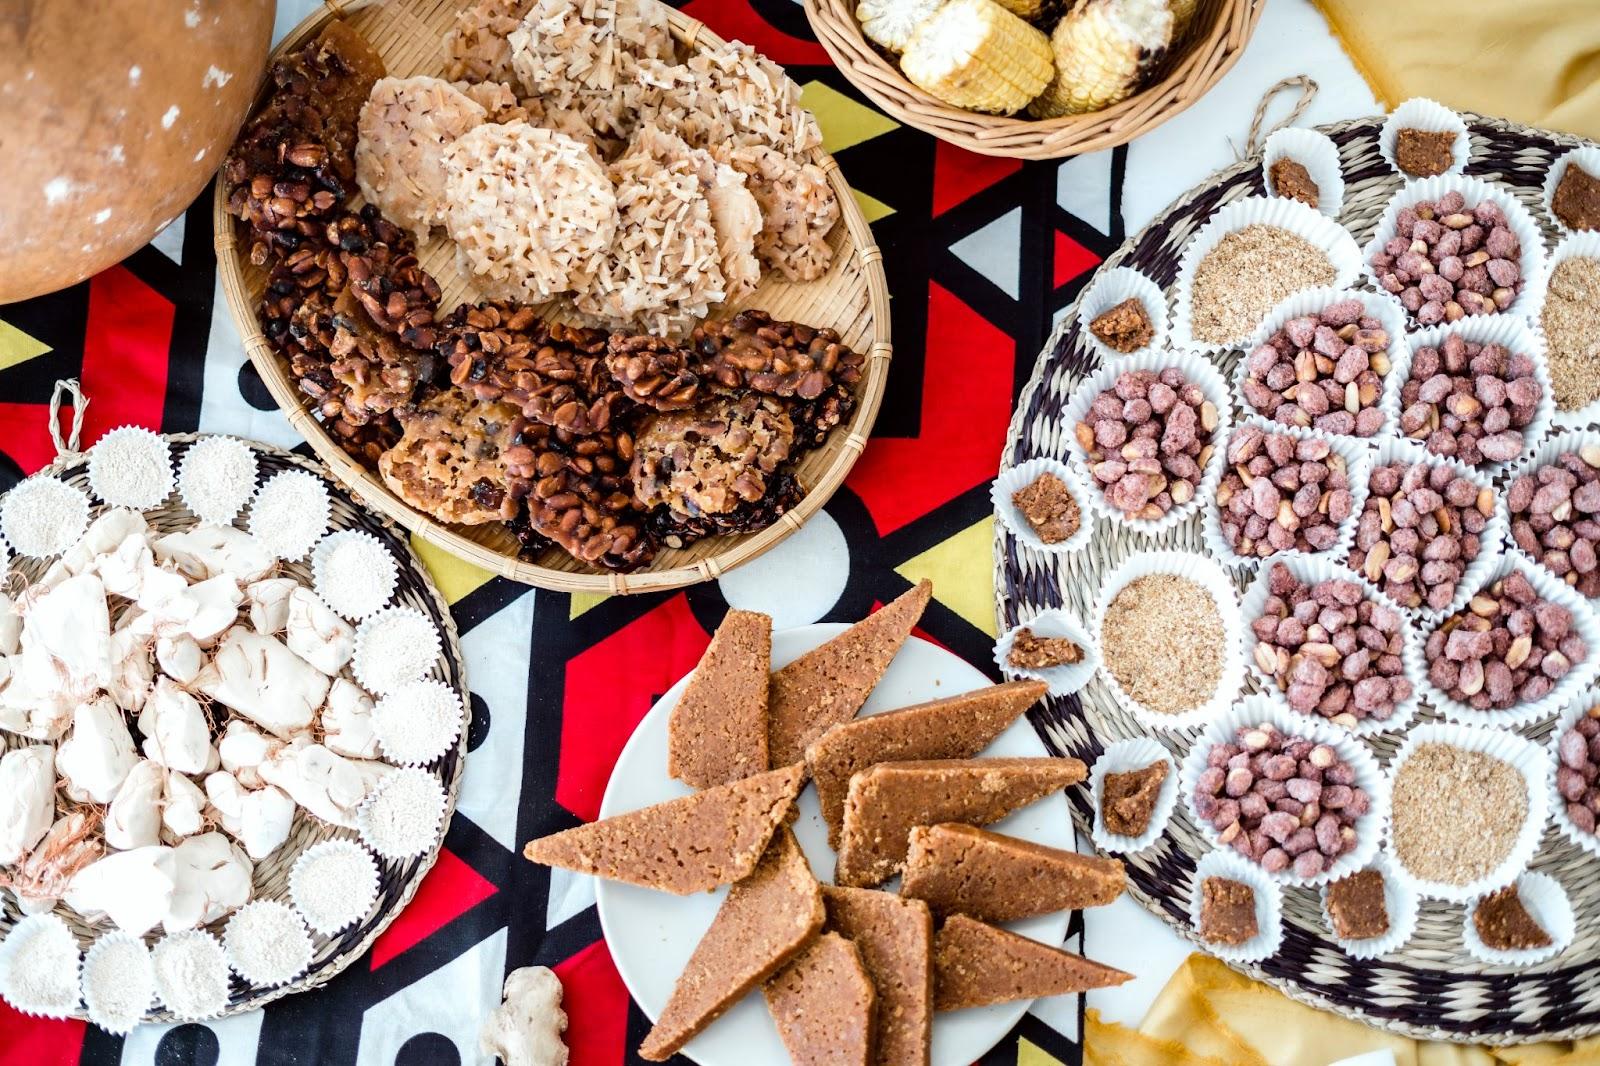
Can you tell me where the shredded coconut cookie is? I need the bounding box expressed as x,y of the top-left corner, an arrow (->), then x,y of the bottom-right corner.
249,470 -> 332,560
81,931 -> 156,1034
289,839 -> 381,935
0,914 -> 80,1019
647,42 -> 823,157
445,0 -> 536,83
151,930 -> 231,1021
442,121 -> 619,302
353,607 -> 442,695
358,77 -> 492,240
311,530 -> 398,620
358,767 -> 448,859
508,0 -> 674,131
178,436 -> 259,524
224,901 -> 315,987
716,144 -> 839,282
1,475 -> 91,558
87,426 -> 174,510
373,678 -> 465,766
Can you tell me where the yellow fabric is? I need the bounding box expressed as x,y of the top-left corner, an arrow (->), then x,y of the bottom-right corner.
895,515 -> 998,636
1086,954 -> 1600,1065
1313,0 -> 1600,141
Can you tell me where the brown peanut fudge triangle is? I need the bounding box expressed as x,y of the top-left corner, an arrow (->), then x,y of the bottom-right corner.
932,914 -> 1131,1012
835,757 -> 1087,888
806,679 -> 1047,846
822,886 -> 933,1066
523,764 -> 802,895
901,823 -> 1125,923
763,932 -> 877,1066
1101,760 -> 1169,838
1474,883 -> 1553,951
668,609 -> 772,789
639,827 -> 825,1061
767,579 -> 932,769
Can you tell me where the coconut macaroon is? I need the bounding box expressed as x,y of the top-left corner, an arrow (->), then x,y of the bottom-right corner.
507,0 -> 675,137
0,475 -> 90,558
716,144 -> 840,283
224,901 -> 315,988
151,930 -> 231,1021
0,914 -> 80,1019
81,931 -> 157,1034
353,606 -> 442,696
177,436 -> 259,525
358,766 -> 449,859
289,838 -> 381,935
442,121 -> 619,302
650,42 -> 824,158
248,470 -> 331,561
373,678 -> 465,766
311,530 -> 399,621
357,77 -> 492,240
87,427 -> 174,510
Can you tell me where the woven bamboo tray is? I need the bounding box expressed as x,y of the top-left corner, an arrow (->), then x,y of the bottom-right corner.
804,0 -> 1264,160
0,432 -> 468,1025
995,113 -> 1600,1044
215,0 -> 891,596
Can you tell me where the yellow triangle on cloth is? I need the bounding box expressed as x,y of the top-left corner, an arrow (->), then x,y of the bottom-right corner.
1017,1036 -> 1067,1066
0,318 -> 52,371
895,516 -> 996,637
800,80 -> 899,155
852,189 -> 896,224
569,591 -> 609,619
410,533 -> 496,605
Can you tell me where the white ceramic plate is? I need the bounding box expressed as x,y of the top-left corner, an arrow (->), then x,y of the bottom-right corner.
595,624 -> 1075,1066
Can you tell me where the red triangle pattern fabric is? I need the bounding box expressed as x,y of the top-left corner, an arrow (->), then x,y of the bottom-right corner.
553,939 -> 631,1066
933,140 -> 1022,216
1054,230 -> 1102,290
368,847 -> 499,970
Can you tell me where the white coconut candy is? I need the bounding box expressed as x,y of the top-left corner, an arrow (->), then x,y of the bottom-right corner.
196,626 -> 330,738
165,832 -> 254,932
156,633 -> 204,686
0,475 -> 90,558
0,591 -> 21,655
96,531 -> 157,599
138,677 -> 217,775
245,576 -> 298,635
259,740 -> 391,828
151,929 -> 230,1020
356,766 -> 446,859
58,694 -> 139,804
352,607 -> 441,696
22,571 -> 113,700
248,471 -> 331,562
311,530 -> 398,621
373,679 -> 464,766
107,626 -> 155,711
58,508 -> 149,576
0,745 -> 55,865
81,931 -> 156,1034
0,913 -> 81,1019
288,838 -> 379,936
105,759 -> 165,850
224,900 -> 313,988
203,773 -> 295,861
154,525 -> 273,585
5,811 -> 100,915
0,661 -> 76,740
322,678 -> 381,760
285,587 -> 356,676
162,769 -> 207,840
481,965 -> 569,1066
87,426 -> 174,510
178,436 -> 259,525
65,845 -> 177,937
217,719 -> 280,789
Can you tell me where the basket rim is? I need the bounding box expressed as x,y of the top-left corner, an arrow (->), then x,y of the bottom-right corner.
212,0 -> 893,595
802,0 -> 1268,160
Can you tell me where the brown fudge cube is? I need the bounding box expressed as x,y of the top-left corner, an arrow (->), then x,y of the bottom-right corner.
1395,128 -> 1456,177
1325,868 -> 1390,940
1101,759 -> 1169,837
1199,877 -> 1258,946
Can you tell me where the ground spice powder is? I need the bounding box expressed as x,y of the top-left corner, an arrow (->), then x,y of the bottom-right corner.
1391,742 -> 1526,885
1101,574 -> 1224,714
1190,224 -> 1336,344
1540,256 -> 1600,413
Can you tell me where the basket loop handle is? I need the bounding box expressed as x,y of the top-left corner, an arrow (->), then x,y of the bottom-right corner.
1234,75 -> 1319,160
48,379 -> 89,462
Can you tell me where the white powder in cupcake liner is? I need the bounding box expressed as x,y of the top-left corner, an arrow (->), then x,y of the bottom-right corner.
0,914 -> 80,1018
178,436 -> 259,525
224,901 -> 314,988
81,932 -> 156,1034
152,930 -> 231,1020
289,839 -> 381,935
312,531 -> 399,620
249,471 -> 332,561
373,679 -> 465,766
87,426 -> 174,510
353,607 -> 442,696
357,768 -> 447,859
0,476 -> 91,558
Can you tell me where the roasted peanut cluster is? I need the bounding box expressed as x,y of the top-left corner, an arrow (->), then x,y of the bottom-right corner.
1398,333 -> 1542,466
1424,569 -> 1588,709
1556,705 -> 1600,834
1194,723 -> 1369,880
1349,460 -> 1493,613
1508,446 -> 1600,599
1215,424 -> 1355,559
1370,192 -> 1524,324
1077,368 -> 1219,521
1241,299 -> 1392,438
1251,564 -> 1414,725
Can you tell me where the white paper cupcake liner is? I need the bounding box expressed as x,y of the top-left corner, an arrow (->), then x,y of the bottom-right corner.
1237,286 -> 1409,439
1416,550 -> 1600,730
991,457 -> 1095,557
152,930 -> 231,1021
1062,348 -> 1233,539
1179,696 -> 1388,888
289,837 -> 382,936
372,677 -> 465,766
0,913 -> 81,1019
1461,870 -> 1574,968
1380,316 -> 1555,476
1378,98 -> 1471,179
352,606 -> 444,696
1263,126 -> 1346,219
1384,721 -> 1549,902
1501,428 -> 1600,601
1091,550 -> 1246,732
1522,230 -> 1600,431
1238,555 -> 1424,739
224,900 -> 314,988
993,607 -> 1099,697
1187,848 -> 1284,964
1541,145 -> 1600,237
1171,195 -> 1364,353
1200,416 -> 1371,573
1075,266 -> 1170,362
177,435 -> 260,525
1089,736 -> 1180,854
248,470 -> 332,561
1549,696 -> 1600,860
311,529 -> 399,620
87,426 -> 174,511
0,475 -> 91,558
357,766 -> 447,859
1319,853 -> 1419,960
80,929 -> 156,1034
1361,174 -> 1549,328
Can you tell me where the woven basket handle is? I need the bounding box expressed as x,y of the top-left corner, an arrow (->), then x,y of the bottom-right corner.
48,378 -> 88,462
1235,75 -> 1319,159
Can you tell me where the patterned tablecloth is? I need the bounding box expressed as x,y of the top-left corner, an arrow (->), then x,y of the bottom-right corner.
0,1 -> 1381,1063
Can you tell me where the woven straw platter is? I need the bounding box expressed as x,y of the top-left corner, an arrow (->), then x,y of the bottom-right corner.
214,0 -> 892,595
996,113 -> 1600,1044
0,434 -> 468,1024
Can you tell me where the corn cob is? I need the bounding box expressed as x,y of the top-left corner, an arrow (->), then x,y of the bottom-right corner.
1028,0 -> 1175,118
988,0 -> 1049,21
900,0 -> 1053,115
856,0 -> 948,52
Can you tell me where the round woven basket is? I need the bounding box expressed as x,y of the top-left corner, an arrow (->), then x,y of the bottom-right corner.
0,433 -> 468,1025
213,0 -> 891,596
804,0 -> 1264,160
996,112 -> 1600,1044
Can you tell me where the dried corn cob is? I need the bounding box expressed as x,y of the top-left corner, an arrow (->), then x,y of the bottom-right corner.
856,0 -> 948,52
1028,0 -> 1174,118
900,0 -> 1053,115
988,0 -> 1049,20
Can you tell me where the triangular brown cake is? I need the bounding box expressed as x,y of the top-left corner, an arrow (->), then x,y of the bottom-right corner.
932,914 -> 1131,1012
834,757 -> 1087,888
806,679 -> 1047,845
901,823 -> 1125,922
523,764 -> 803,895
639,827 -> 825,1061
763,932 -> 877,1066
668,609 -> 772,789
766,580 -> 932,769
822,886 -> 933,1066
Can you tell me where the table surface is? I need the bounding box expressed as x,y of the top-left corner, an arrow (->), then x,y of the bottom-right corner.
0,0 -> 1379,1062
